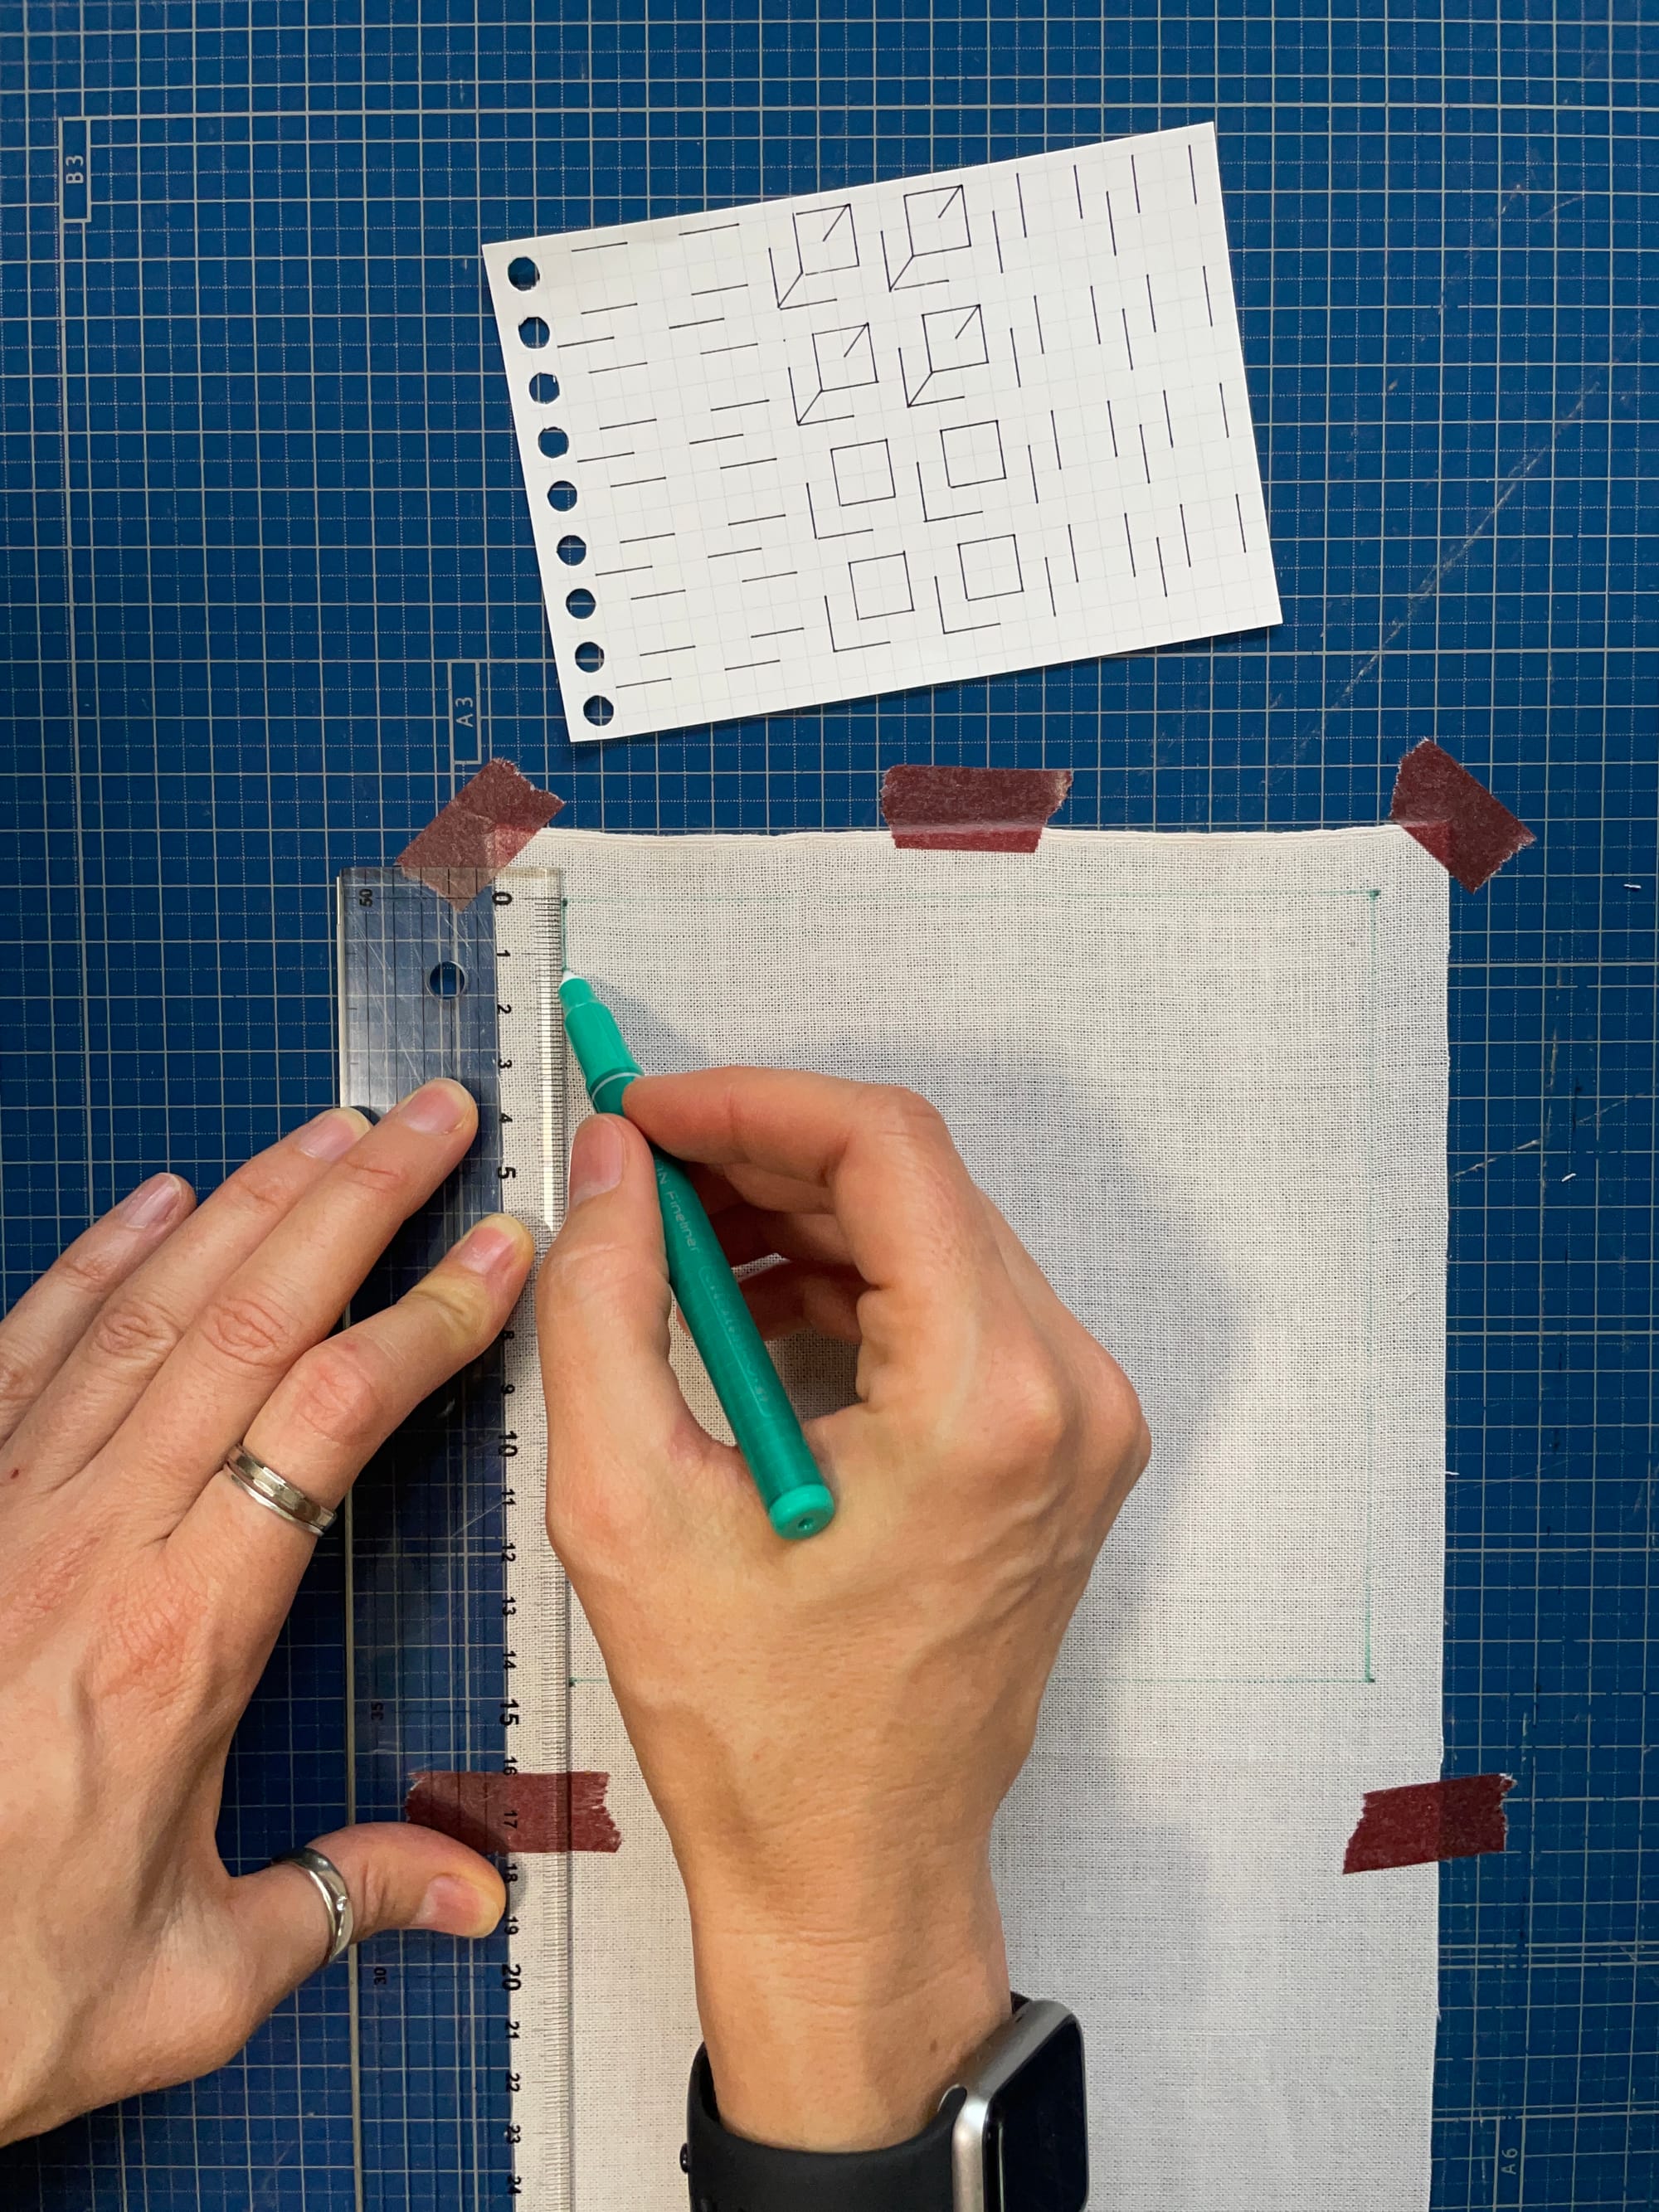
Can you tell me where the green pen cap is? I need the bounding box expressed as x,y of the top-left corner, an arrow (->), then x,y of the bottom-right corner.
558,974 -> 837,1543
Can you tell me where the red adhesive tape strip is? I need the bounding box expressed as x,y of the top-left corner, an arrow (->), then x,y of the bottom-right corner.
880,763 -> 1073,853
1389,741 -> 1535,893
397,761 -> 565,909
405,1770 -> 621,1854
1343,1772 -> 1514,1874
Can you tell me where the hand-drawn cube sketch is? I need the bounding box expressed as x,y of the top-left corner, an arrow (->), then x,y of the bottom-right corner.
831,439 -> 897,507
771,202 -> 859,308
489,124 -> 1282,743
959,532 -> 1024,600
849,551 -> 914,620
941,419 -> 1006,489
902,304 -> 991,406
791,322 -> 879,423
883,182 -> 973,289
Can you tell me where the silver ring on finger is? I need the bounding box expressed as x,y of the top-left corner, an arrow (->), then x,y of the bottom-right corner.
275,1845 -> 356,1966
220,1442 -> 337,1538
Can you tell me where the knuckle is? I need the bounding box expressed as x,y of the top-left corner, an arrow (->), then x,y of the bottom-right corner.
873,1085 -> 950,1143
54,1242 -> 129,1299
189,1983 -> 260,2074
88,1293 -> 183,1370
285,1335 -> 387,1450
197,1288 -> 299,1374
1084,1344 -> 1146,1446
408,1271 -> 494,1342
332,1150 -> 412,1203
223,1152 -> 304,1227
345,1852 -> 393,1938
991,1347 -> 1075,1463
0,1345 -> 35,1422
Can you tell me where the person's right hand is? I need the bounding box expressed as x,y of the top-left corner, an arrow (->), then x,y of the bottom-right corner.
536,1070 -> 1149,2156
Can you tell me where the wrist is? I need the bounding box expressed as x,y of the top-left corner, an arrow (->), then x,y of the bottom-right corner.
686,1855 -> 1010,2152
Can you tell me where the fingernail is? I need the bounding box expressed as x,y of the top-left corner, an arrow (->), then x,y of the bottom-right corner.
294,1107 -> 369,1162
116,1173 -> 187,1229
397,1079 -> 472,1135
567,1114 -> 625,1207
414,1874 -> 501,1938
454,1215 -> 529,1280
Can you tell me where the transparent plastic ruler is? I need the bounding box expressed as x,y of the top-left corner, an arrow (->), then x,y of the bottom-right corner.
336,864 -> 572,2210
489,866 -> 576,2211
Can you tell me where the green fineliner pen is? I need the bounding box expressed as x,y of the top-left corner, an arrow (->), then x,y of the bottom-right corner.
558,973 -> 837,1543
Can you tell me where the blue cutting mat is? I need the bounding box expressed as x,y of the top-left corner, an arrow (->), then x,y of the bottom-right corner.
2,2 -> 1655,2206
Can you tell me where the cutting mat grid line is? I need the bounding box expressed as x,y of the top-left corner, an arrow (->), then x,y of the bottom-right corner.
1,2 -> 1655,2207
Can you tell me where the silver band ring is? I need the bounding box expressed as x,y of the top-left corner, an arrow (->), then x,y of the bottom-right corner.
275,1845 -> 356,1966
221,1443 -> 337,1538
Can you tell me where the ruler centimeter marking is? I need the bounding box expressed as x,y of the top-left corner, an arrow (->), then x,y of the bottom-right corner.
492,868 -> 576,2210
337,866 -> 572,2208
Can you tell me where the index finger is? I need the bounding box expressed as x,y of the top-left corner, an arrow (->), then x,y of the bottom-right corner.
622,1067 -> 1003,1322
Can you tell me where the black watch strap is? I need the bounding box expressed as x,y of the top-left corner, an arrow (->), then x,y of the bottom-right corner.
684,2046 -> 961,2212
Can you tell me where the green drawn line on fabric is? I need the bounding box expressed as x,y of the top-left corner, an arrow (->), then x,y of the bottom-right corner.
1063,1673 -> 1377,1687
1364,887 -> 1380,1688
566,888 -> 1380,911
562,880 -> 1390,1692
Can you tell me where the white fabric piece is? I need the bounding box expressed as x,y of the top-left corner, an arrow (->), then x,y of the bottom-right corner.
484,125 -> 1281,743
496,824 -> 1447,2212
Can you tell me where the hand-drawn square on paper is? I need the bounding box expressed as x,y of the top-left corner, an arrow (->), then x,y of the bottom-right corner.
922,304 -> 989,375
959,532 -> 1024,600
812,323 -> 878,393
941,419 -> 1006,489
832,439 -> 897,507
795,202 -> 859,275
850,551 -> 914,620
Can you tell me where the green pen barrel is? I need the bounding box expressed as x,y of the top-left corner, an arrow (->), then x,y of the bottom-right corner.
651,1152 -> 836,1539
558,975 -> 836,1542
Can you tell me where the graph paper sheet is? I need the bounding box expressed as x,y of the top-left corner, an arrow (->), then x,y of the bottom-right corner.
494,824 -> 1446,2212
484,125 -> 1282,743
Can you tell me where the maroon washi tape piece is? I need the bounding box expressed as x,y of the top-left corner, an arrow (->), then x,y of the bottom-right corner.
405,1770 -> 621,1854
397,761 -> 565,909
1389,741 -> 1534,893
1343,1772 -> 1514,1874
880,764 -> 1073,853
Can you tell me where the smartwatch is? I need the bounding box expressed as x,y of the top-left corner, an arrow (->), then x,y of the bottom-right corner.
684,1996 -> 1088,2211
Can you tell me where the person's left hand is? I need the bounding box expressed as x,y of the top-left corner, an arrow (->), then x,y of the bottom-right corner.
0,1083 -> 533,2145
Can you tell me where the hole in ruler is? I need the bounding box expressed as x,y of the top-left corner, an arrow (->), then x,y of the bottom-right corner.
426,960 -> 467,999
518,316 -> 551,349
547,479 -> 578,512
565,587 -> 596,618
557,534 -> 586,565
575,641 -> 604,672
507,255 -> 539,290
583,695 -> 615,727
538,426 -> 569,458
528,372 -> 560,402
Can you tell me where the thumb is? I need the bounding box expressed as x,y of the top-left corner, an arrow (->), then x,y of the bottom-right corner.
537,1111 -> 712,1496
228,1821 -> 506,2006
